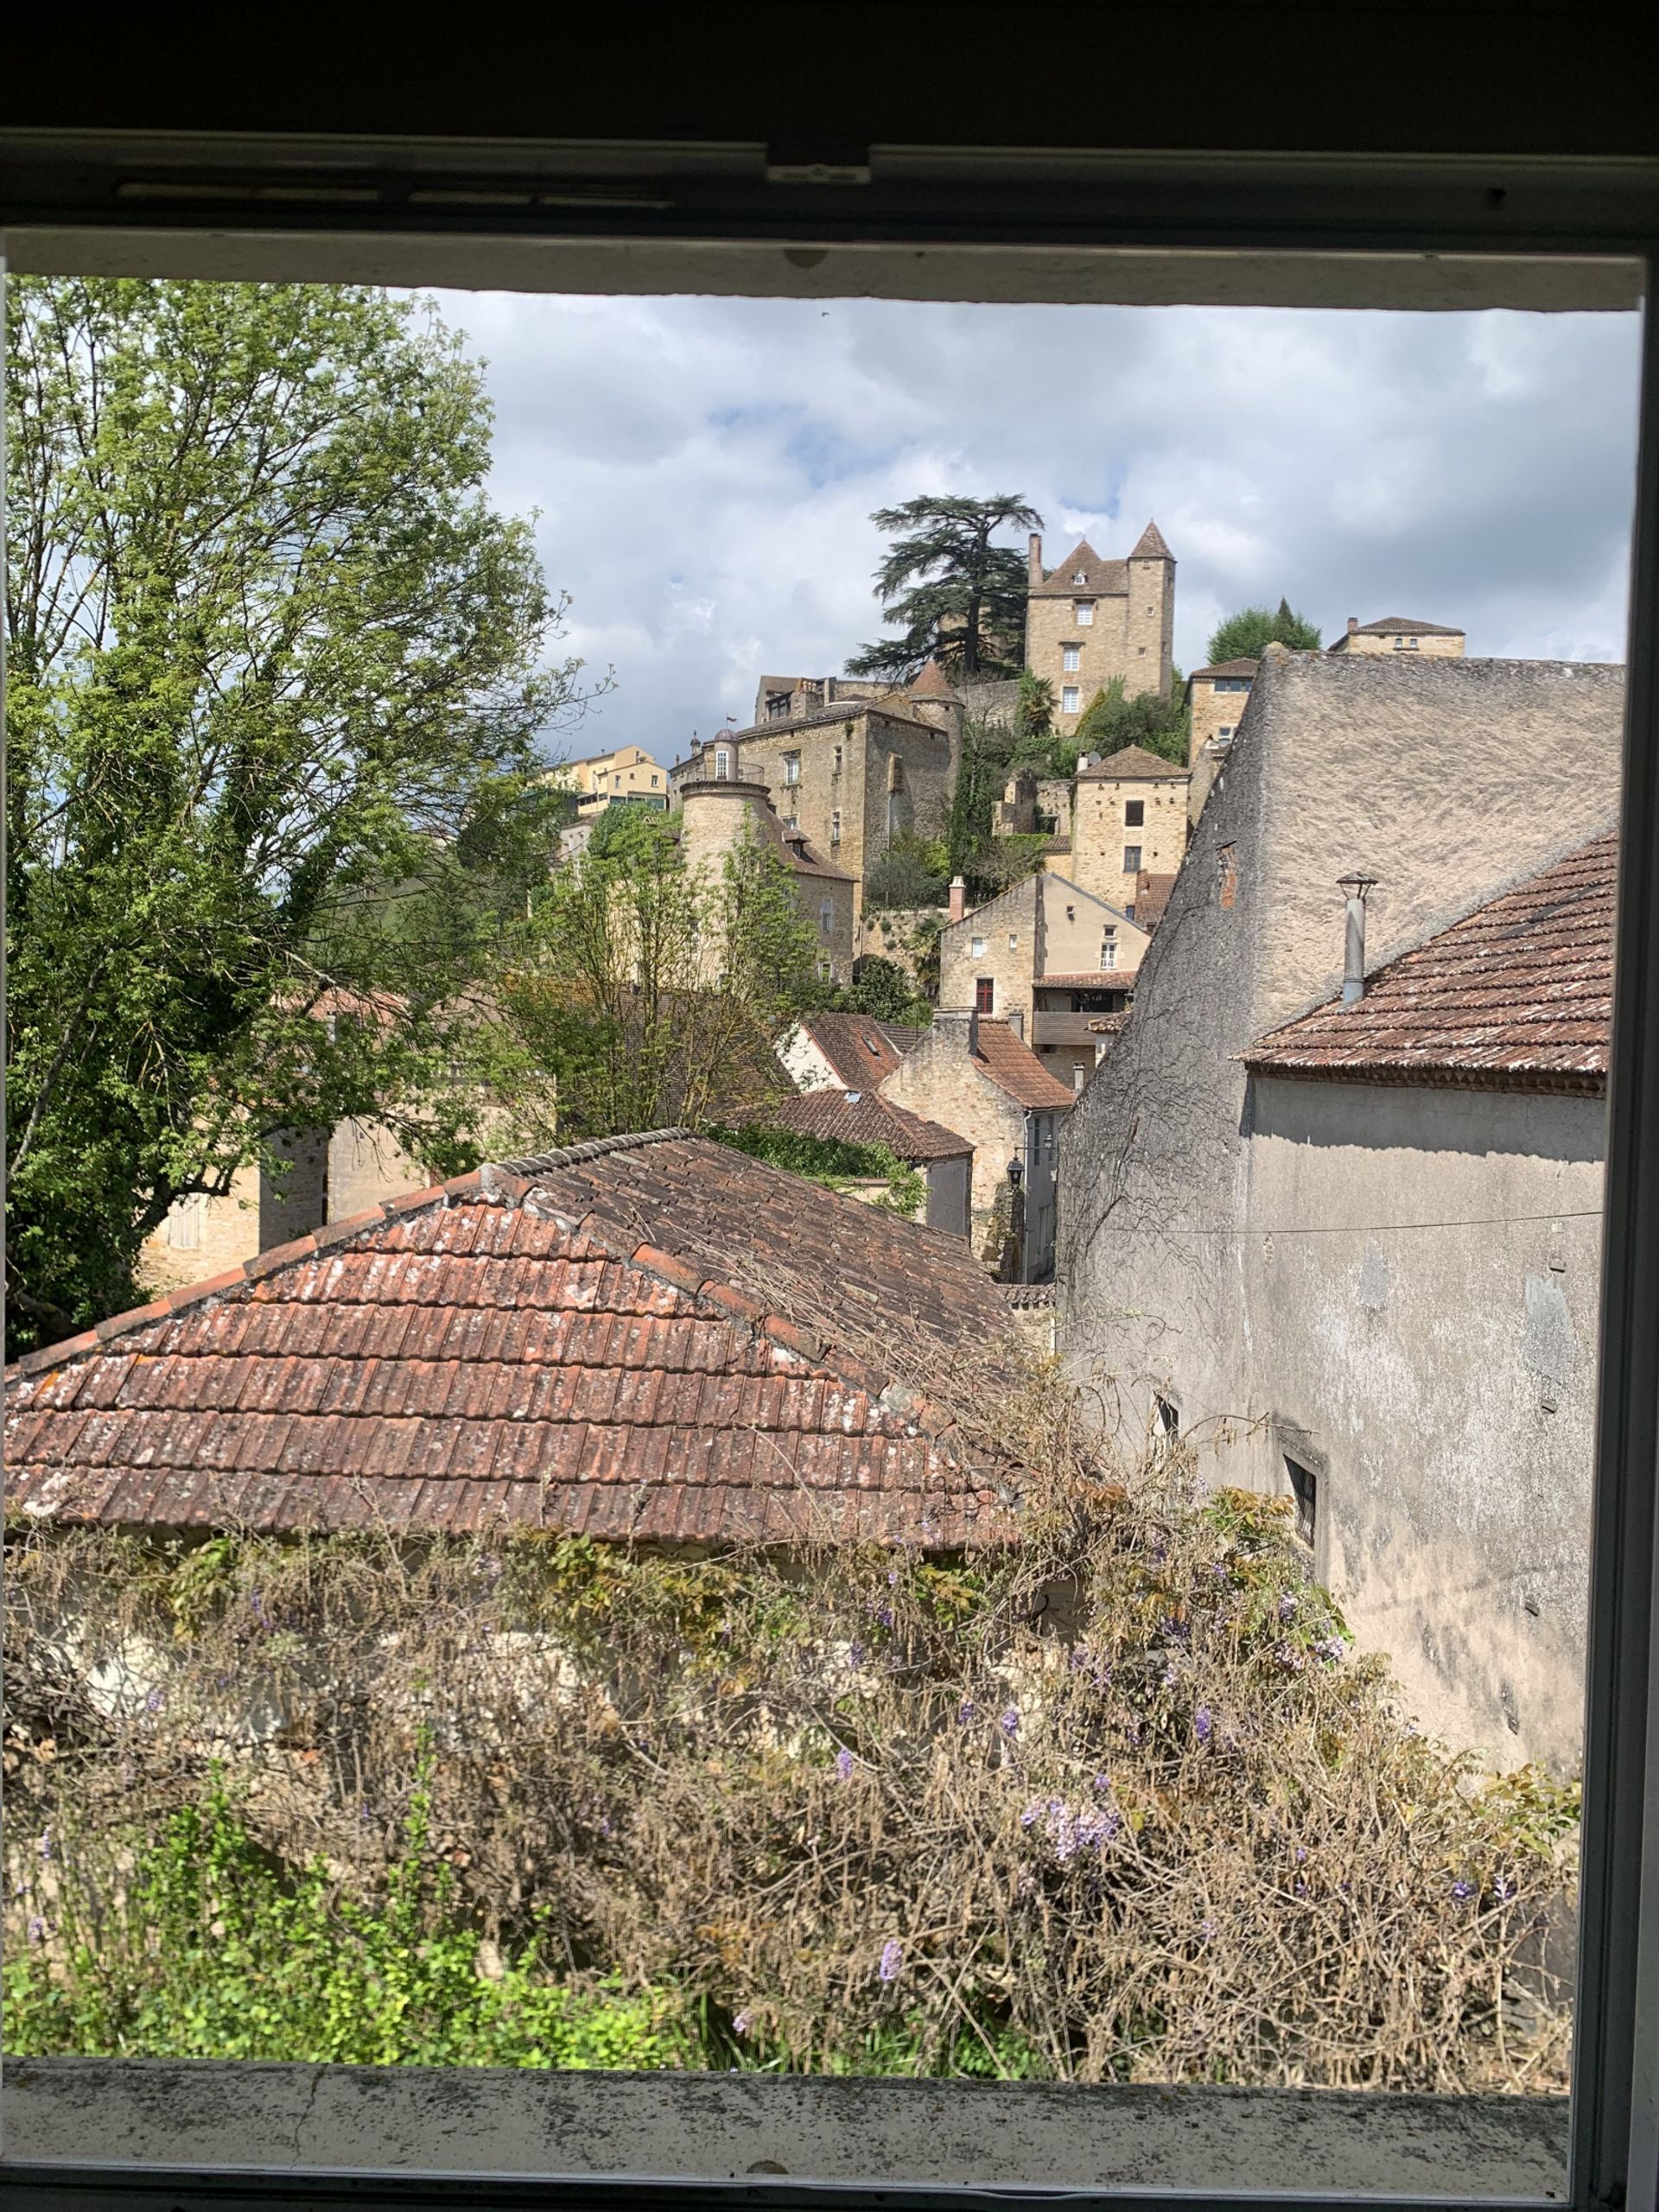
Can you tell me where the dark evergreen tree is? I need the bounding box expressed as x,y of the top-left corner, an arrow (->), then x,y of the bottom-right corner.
846,495 -> 1042,683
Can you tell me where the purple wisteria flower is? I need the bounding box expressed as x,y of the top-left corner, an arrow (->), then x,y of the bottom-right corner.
1275,1642 -> 1306,1672
37,1827 -> 53,1861
144,1686 -> 165,1713
1451,1878 -> 1477,1902
1092,1772 -> 1113,1795
1493,1874 -> 1518,1903
1160,1662 -> 1179,1690
1194,1707 -> 1213,1745
957,1700 -> 976,1726
878,1939 -> 904,1983
847,1641 -> 867,1671
1277,1592 -> 1298,1622
250,1589 -> 270,1629
836,1748 -> 855,1781
1313,1636 -> 1346,1666
1198,1917 -> 1217,1942
887,1569 -> 899,1587
1000,1707 -> 1020,1738
733,2010 -> 753,2037
1022,1796 -> 1119,1862
28,1916 -> 47,1942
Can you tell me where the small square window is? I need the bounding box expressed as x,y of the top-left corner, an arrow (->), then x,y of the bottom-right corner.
783,752 -> 801,785
819,901 -> 834,934
1125,799 -> 1145,827
1062,644 -> 1081,672
1123,844 -> 1142,873
976,976 -> 995,1014
1008,931 -> 1018,950
970,935 -> 986,958
1061,685 -> 1080,714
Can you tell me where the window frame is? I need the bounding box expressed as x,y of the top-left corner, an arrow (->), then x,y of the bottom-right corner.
2,134 -> 1658,2212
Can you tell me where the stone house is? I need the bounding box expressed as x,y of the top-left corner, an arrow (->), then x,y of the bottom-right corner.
1186,656 -> 1257,820
1227,835 -> 1613,1771
734,1085 -> 973,1239
1057,645 -> 1628,1768
547,741 -> 670,815
671,664 -> 961,919
1328,614 -> 1466,658
1024,524 -> 1176,735
677,776 -> 856,985
7,1133 -> 1020,1554
938,871 -> 1149,1091
1066,744 -> 1192,915
779,1011 -> 922,1095
881,1011 -> 1075,1280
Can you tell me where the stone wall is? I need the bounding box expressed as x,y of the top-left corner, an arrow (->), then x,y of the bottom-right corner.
1071,766 -> 1190,912
1027,545 -> 1175,735
881,1014 -> 1028,1249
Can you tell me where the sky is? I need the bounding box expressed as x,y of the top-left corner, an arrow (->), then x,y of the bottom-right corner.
432,290 -> 1645,771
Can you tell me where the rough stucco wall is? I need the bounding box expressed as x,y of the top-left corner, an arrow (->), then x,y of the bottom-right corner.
1239,1078 -> 1603,1769
1057,651 -> 1626,1769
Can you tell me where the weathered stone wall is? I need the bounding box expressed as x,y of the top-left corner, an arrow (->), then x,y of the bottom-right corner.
857,906 -> 944,982
881,1014 -> 1027,1241
938,874 -> 1151,1022
1188,671 -> 1254,763
1057,650 -> 1628,1769
1071,767 -> 1190,912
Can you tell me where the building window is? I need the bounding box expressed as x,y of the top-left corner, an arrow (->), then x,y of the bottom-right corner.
970,935 -> 985,958
166,1195 -> 203,1250
1218,724 -> 1235,740
1125,799 -> 1145,826
830,809 -> 842,843
820,901 -> 834,935
767,692 -> 791,720
651,773 -> 659,786
1073,569 -> 1088,584
832,744 -> 842,775
1123,844 -> 1142,873
1008,931 -> 1018,950
714,747 -> 730,779
783,752 -> 801,785
976,976 -> 995,1014
1102,937 -> 1117,969
1075,600 -> 1095,626
1154,1394 -> 1180,1437
1061,685 -> 1080,714
1062,644 -> 1080,672
1286,1457 -> 1319,1548
817,957 -> 832,980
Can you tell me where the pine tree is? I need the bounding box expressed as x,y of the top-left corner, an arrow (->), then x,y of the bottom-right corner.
846,495 -> 1042,683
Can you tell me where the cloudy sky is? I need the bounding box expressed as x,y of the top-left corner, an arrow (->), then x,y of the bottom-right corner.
433,290 -> 1644,769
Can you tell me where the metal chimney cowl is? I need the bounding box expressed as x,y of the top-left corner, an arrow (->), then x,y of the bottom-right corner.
1337,873 -> 1378,1004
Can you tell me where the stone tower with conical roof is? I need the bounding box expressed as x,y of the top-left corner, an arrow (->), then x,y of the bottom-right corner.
1024,522 -> 1177,734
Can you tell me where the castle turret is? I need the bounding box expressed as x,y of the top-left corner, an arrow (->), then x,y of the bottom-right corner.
1126,519 -> 1176,696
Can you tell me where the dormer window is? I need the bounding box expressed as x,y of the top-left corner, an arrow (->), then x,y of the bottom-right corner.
1073,569 -> 1088,584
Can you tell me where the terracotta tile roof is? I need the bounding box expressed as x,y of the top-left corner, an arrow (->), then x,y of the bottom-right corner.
781,834 -> 853,883
974,1020 -> 1078,1110
1076,745 -> 1190,783
1128,519 -> 1174,562
1135,870 -> 1179,928
736,1090 -> 971,1164
5,1135 -> 1019,1551
1029,539 -> 1128,599
1036,972 -> 1135,990
1242,834 -> 1616,1093
1190,658 -> 1260,681
907,658 -> 957,699
798,1012 -> 919,1088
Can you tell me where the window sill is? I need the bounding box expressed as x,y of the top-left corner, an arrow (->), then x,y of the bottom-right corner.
3,2059 -> 1569,2198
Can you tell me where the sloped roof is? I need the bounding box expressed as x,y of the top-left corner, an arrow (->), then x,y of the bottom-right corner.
740,1090 -> 971,1164
1076,744 -> 1190,783
1134,870 -> 1179,929
1243,834 -> 1615,1092
1329,615 -> 1465,650
1036,972 -> 1137,990
907,658 -> 957,700
781,833 -> 853,884
1129,520 -> 1175,562
798,1012 -> 918,1088
1028,538 -> 1128,599
974,1020 -> 1078,1109
5,1135 -> 1020,1550
1190,658 -> 1260,681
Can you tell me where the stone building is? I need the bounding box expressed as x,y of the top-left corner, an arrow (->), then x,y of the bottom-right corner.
1185,656 -> 1257,819
881,1011 -> 1075,1279
736,1085 -> 973,1239
548,741 -> 670,815
938,871 -> 1149,1090
779,1011 -> 922,1095
1328,614 -> 1466,658
677,777 -> 856,985
1066,744 -> 1191,914
1024,524 -> 1176,735
673,664 -> 961,918
1057,645 -> 1627,1769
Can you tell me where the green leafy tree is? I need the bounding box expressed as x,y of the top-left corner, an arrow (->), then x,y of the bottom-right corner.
828,954 -> 931,1027
846,494 -> 1042,683
1071,673 -> 1191,768
1206,596 -> 1321,663
1014,668 -> 1054,747
489,816 -> 819,1141
5,276 -> 591,1354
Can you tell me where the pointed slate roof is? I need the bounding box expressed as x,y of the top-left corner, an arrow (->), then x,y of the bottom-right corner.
907,658 -> 957,700
1028,538 -> 1128,599
1129,519 -> 1174,562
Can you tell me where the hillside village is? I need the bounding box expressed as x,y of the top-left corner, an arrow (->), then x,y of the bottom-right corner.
6,434 -> 1611,2092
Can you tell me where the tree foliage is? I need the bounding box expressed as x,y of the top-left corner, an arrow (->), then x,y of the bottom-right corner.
1206,597 -> 1321,664
5,276 -> 585,1353
487,815 -> 820,1142
827,954 -> 932,1027
846,495 -> 1041,683
1069,674 -> 1190,770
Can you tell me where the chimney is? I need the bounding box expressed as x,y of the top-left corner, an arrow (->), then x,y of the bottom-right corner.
1346,615 -> 1358,636
1338,874 -> 1377,1004
948,875 -> 967,924
1007,1009 -> 1024,1040
1072,1063 -> 1089,1096
1028,532 -> 1043,588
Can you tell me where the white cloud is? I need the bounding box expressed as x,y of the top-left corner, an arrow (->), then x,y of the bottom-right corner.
435,291 -> 1643,765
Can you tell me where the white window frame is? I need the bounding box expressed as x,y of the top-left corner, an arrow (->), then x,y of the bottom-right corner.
783,751 -> 801,785
713,747 -> 730,779
1063,642 -> 1081,671
4,129 -> 1657,2212
1074,598 -> 1095,626
1061,683 -> 1080,713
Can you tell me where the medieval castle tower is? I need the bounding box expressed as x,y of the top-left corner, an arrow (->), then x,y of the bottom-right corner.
1024,523 -> 1176,735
